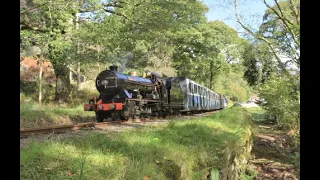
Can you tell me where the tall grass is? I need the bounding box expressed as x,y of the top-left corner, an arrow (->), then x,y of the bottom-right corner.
21,107 -> 253,179
20,102 -> 95,128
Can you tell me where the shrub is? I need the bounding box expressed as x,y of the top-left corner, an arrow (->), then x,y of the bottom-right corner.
257,74 -> 300,131
20,81 -> 56,103
69,81 -> 98,106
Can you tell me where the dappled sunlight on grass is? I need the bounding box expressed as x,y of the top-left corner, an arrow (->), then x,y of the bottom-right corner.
20,107 -> 253,179
21,140 -> 129,179
20,103 -> 95,128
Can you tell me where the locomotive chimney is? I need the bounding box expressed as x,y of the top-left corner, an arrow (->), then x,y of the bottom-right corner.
109,65 -> 118,71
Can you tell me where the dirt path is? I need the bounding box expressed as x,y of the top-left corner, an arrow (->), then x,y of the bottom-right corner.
248,120 -> 300,180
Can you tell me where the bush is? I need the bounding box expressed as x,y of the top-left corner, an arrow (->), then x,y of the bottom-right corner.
20,92 -> 33,103
69,81 -> 98,106
20,80 -> 56,103
20,80 -> 98,106
257,74 -> 300,131
214,69 -> 252,103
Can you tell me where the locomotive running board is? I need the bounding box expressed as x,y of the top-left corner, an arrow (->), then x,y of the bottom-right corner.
126,98 -> 163,103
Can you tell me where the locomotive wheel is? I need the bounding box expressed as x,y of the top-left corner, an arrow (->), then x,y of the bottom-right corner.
95,112 -> 104,122
120,116 -> 128,121
111,111 -> 119,121
161,112 -> 167,118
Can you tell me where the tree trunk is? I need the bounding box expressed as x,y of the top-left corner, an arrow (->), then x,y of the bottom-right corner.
77,62 -> 81,87
97,49 -> 100,72
69,66 -> 72,82
38,55 -> 43,106
54,66 -> 72,103
76,15 -> 81,88
210,61 -> 213,89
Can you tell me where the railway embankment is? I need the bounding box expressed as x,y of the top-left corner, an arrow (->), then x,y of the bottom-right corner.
20,103 -> 96,128
20,107 -> 254,179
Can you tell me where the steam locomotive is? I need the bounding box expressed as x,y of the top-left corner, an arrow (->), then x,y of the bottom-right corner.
84,65 -> 228,122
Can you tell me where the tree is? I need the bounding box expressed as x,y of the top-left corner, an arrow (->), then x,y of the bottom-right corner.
258,74 -> 300,130
21,0 -> 79,103
213,65 -> 252,102
233,0 -> 300,133
172,21 -> 247,89
242,41 -> 276,86
20,0 -> 212,102
234,0 -> 300,76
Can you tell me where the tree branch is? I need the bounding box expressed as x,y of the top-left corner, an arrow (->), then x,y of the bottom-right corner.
263,0 -> 292,25
79,1 -> 124,13
263,0 -> 300,48
20,3 -> 48,14
234,0 -> 290,77
20,21 -> 48,33
103,9 -> 128,20
273,0 -> 285,22
101,1 -> 124,8
289,0 -> 300,25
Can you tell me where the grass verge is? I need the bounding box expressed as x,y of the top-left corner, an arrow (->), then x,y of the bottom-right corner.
20,102 -> 95,128
20,107 -> 253,179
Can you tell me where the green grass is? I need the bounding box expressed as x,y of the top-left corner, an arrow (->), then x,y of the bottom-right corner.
20,102 -> 95,128
20,107 -> 253,179
245,107 -> 268,122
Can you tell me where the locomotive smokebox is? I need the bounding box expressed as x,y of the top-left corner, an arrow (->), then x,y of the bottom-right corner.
109,65 -> 118,71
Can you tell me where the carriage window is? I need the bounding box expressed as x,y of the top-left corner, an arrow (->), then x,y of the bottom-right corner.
192,83 -> 194,93
189,83 -> 192,93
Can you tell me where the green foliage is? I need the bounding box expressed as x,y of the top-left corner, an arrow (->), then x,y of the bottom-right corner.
69,83 -> 98,106
21,107 -> 253,179
259,0 -> 300,65
214,66 -> 252,102
20,81 -> 56,103
210,168 -> 220,180
20,80 -> 97,107
257,74 -> 300,130
21,0 -> 252,105
242,42 -> 276,86
239,165 -> 258,180
173,21 -> 248,89
48,37 -> 74,68
74,0 -> 209,70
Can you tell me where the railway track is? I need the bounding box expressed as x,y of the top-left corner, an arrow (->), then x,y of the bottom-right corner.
20,111 -> 217,138
20,121 -> 122,138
